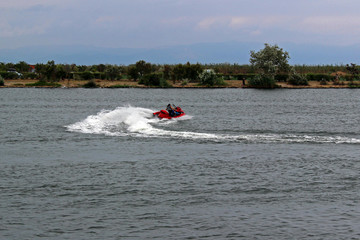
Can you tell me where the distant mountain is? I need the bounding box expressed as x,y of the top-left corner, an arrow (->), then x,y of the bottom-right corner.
1,42 -> 359,65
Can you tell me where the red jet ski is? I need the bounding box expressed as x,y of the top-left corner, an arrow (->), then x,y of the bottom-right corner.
153,106 -> 185,119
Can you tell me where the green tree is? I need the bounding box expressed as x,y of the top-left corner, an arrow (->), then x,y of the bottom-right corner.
346,63 -> 359,80
163,64 -> 172,80
135,60 -> 152,77
15,61 -> 29,73
44,60 -> 57,81
172,64 -> 185,80
199,69 -> 223,86
128,66 -> 139,80
55,65 -> 67,80
250,43 -> 290,76
105,65 -> 120,80
184,62 -> 202,81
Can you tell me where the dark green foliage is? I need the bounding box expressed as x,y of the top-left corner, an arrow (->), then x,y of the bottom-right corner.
171,63 -> 203,82
11,61 -> 29,73
248,74 -> 277,88
306,73 -> 332,81
172,64 -> 185,80
93,72 -> 106,80
234,74 -> 256,80
0,75 -> 4,86
140,73 -> 170,87
82,80 -> 98,88
135,60 -> 152,77
105,65 -> 120,80
22,72 -> 38,79
80,71 -> 94,80
184,62 -> 202,81
346,63 -> 359,80
275,74 -> 289,82
128,66 -> 139,80
0,71 -> 21,79
288,72 -> 309,86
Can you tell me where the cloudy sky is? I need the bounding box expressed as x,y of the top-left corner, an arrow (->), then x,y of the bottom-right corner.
1,0 -> 360,64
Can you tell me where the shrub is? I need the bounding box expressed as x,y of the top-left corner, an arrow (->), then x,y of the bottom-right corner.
82,80 -> 98,88
140,73 -> 170,87
22,72 -> 38,79
0,71 -> 20,79
0,75 -> 4,86
306,73 -> 332,81
199,69 -> 225,86
234,74 -> 256,80
248,74 -> 277,88
288,72 -> 309,86
275,74 -> 289,82
80,71 -> 94,80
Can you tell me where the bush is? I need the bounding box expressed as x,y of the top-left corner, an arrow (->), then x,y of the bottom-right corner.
234,73 -> 256,80
288,72 -> 309,86
22,72 -> 38,79
80,71 -> 94,80
248,74 -> 277,88
140,73 -> 170,87
199,69 -> 226,86
82,80 -> 98,88
0,75 -> 4,86
306,73 -> 332,81
93,72 -> 106,80
0,71 -> 20,79
275,74 -> 289,82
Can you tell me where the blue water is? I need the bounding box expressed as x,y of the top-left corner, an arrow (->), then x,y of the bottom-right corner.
1,88 -> 360,239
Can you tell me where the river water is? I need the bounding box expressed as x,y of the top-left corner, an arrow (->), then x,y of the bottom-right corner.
1,88 -> 360,239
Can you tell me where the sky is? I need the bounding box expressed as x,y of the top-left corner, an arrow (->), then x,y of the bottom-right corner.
1,0 -> 360,64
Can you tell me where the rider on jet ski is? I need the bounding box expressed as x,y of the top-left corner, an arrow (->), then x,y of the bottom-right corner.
166,104 -> 180,117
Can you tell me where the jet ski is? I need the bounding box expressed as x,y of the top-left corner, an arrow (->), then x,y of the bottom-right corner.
153,106 -> 185,119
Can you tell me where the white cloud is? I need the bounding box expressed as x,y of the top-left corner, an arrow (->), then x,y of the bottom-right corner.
229,17 -> 248,28
301,16 -> 360,34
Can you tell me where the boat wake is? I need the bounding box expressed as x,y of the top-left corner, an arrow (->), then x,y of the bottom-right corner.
66,106 -> 360,144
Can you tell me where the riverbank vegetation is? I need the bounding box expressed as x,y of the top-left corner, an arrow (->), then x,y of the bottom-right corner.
1,44 -> 360,88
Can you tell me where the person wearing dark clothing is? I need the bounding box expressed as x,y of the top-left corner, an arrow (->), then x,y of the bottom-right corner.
166,104 -> 176,117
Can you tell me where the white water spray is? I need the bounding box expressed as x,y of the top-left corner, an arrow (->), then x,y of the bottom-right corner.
66,106 -> 360,144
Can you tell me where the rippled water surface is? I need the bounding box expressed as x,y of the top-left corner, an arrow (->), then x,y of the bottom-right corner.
1,88 -> 360,239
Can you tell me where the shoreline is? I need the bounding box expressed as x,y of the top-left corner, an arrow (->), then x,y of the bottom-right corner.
1,79 -> 357,89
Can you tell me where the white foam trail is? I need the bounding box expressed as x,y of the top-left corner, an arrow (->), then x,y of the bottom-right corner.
66,106 -> 157,136
66,106 -> 360,144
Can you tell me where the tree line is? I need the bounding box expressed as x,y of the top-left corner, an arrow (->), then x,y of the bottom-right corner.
1,44 -> 359,88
